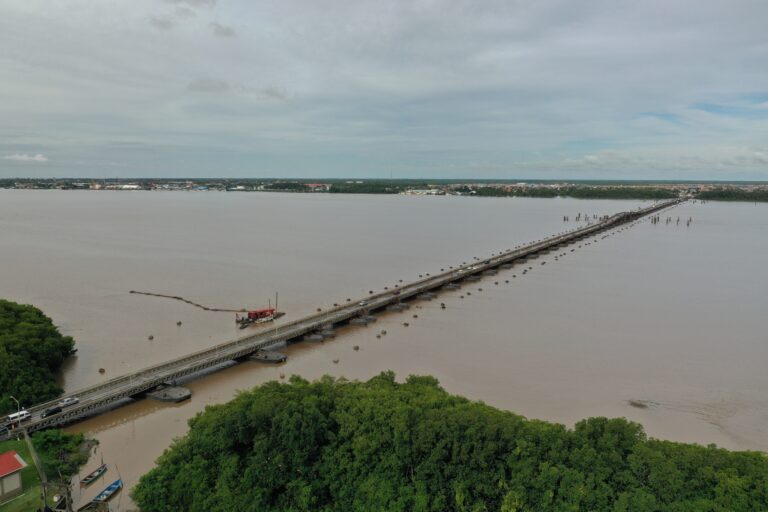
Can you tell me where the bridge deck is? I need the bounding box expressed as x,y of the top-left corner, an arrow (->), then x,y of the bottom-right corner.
1,200 -> 681,436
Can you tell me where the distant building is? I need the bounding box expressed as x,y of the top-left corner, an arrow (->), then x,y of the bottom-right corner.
0,450 -> 28,503
401,189 -> 444,196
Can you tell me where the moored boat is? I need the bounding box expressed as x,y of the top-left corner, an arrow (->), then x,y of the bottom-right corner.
93,478 -> 122,502
80,463 -> 108,487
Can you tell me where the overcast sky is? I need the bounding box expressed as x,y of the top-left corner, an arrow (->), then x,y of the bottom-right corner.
1,0 -> 767,179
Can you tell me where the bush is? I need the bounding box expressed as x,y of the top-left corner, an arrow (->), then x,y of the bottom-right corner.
32,429 -> 90,479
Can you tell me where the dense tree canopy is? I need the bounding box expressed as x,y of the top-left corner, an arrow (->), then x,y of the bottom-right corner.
32,429 -> 90,479
134,373 -> 768,512
0,299 -> 75,414
697,189 -> 768,202
328,181 -> 410,194
473,187 -> 679,200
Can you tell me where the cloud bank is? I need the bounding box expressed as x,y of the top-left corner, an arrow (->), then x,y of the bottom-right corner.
3,153 -> 48,162
209,22 -> 235,38
1,0 -> 767,179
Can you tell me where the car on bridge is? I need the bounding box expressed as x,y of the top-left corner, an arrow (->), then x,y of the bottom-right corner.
58,397 -> 79,408
41,406 -> 62,419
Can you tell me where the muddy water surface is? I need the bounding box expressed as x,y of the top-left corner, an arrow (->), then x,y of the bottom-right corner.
1,191 -> 765,509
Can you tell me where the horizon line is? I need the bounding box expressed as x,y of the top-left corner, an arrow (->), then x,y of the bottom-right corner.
3,177 -> 768,184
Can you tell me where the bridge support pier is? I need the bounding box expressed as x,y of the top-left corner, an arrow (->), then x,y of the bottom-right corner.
147,385 -> 192,403
250,351 -> 287,363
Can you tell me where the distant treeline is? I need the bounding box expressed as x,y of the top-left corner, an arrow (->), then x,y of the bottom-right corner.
133,373 -> 768,512
697,188 -> 768,202
261,181 -> 412,193
0,299 -> 75,414
328,182 -> 415,194
472,186 -> 679,200
262,182 -> 309,191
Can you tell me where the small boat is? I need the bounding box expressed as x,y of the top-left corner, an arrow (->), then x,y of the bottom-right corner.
80,463 -> 108,487
93,478 -> 122,502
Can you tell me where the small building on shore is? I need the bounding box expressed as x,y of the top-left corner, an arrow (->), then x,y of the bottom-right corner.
0,450 -> 28,503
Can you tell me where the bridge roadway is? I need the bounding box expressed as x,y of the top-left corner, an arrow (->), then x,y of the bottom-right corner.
2,199 -> 681,437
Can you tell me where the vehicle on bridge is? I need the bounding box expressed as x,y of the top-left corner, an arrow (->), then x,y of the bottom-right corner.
59,397 -> 79,408
6,410 -> 31,424
41,406 -> 62,418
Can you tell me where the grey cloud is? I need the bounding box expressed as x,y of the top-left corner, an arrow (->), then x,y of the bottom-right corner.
149,16 -> 174,30
209,22 -> 236,38
187,79 -> 230,93
165,0 -> 216,6
174,7 -> 196,19
149,6 -> 196,30
186,80 -> 289,101
231,84 -> 289,101
3,153 -> 48,162
257,86 -> 288,101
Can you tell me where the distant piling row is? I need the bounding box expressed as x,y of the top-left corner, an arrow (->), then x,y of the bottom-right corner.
563,213 -> 610,222
649,215 -> 692,227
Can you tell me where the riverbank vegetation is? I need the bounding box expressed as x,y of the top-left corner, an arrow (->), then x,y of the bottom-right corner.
326,183 -> 681,199
133,373 -> 768,512
0,300 -> 75,414
328,181 -> 414,194
471,186 -> 679,200
697,188 -> 768,202
31,430 -> 91,479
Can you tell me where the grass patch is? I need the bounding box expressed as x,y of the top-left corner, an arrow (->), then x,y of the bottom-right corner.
0,483 -> 42,512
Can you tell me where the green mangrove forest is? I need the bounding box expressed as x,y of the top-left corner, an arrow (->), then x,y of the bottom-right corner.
697,188 -> 768,202
0,299 -> 75,415
133,373 -> 768,512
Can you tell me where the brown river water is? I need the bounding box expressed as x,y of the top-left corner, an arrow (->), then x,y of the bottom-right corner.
0,190 -> 766,509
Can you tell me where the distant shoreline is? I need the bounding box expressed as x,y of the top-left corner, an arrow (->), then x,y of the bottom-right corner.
3,177 -> 768,185
3,179 -> 768,201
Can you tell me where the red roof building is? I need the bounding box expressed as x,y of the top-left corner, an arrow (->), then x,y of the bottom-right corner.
0,450 -> 27,503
